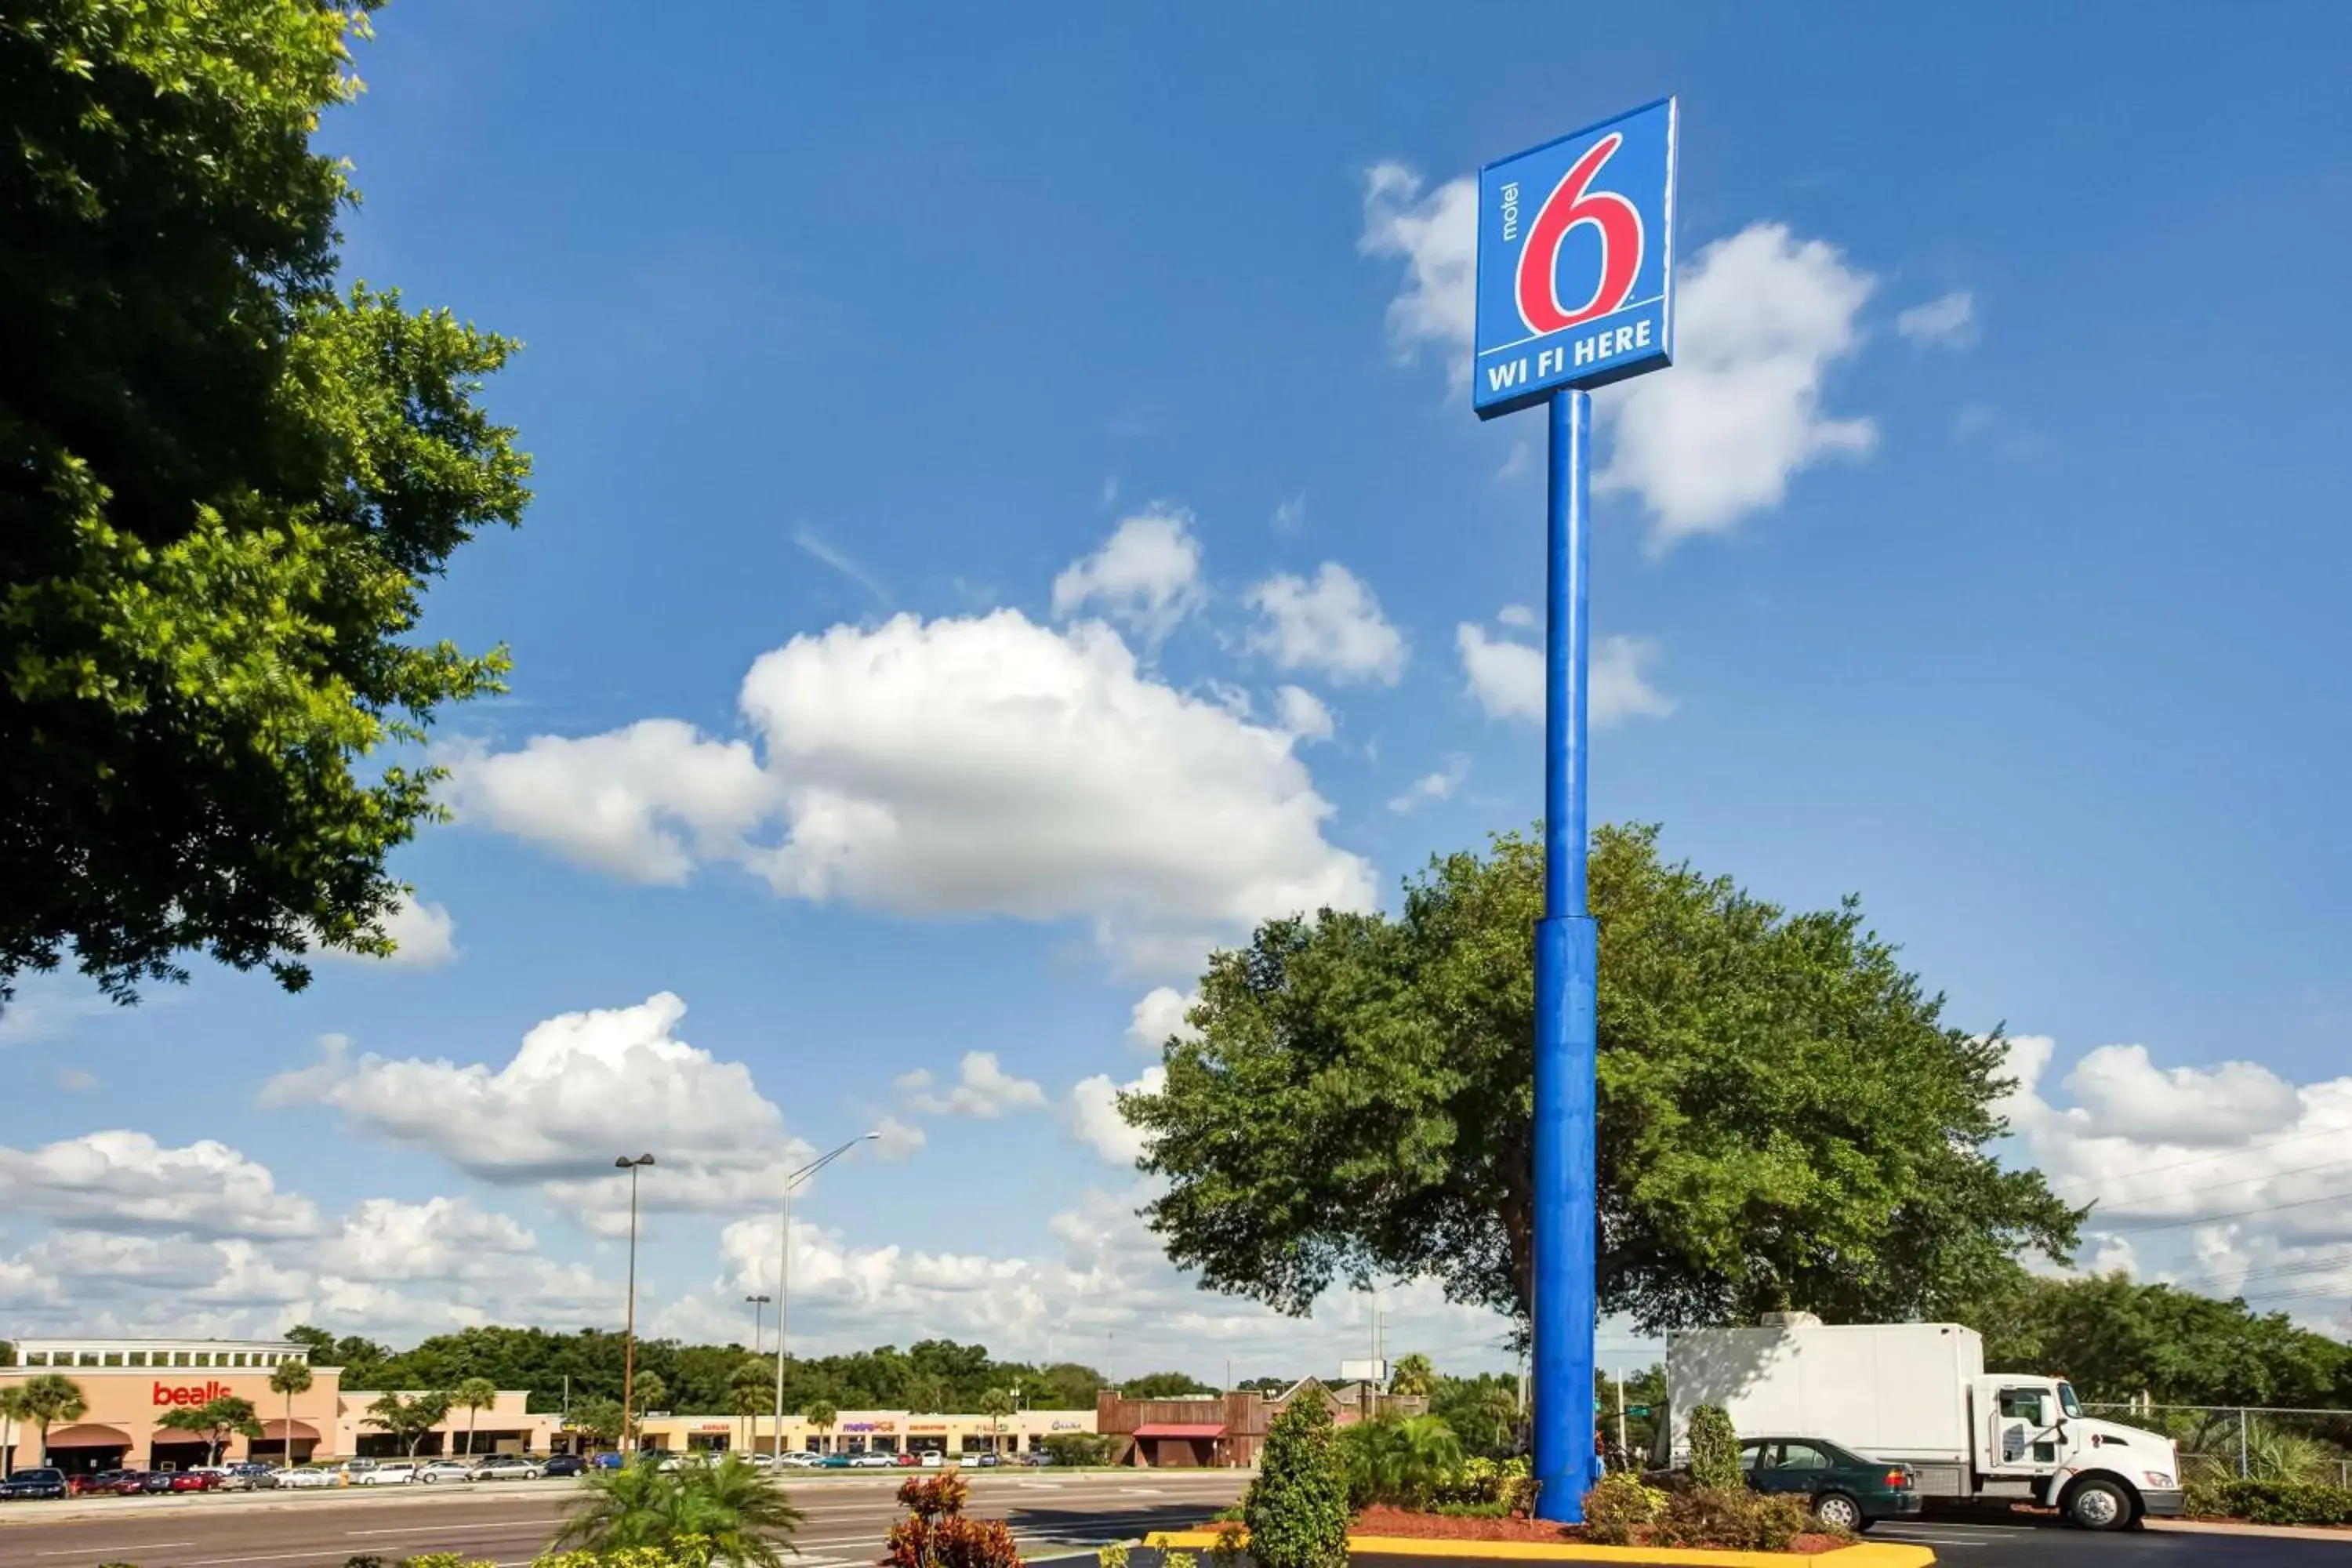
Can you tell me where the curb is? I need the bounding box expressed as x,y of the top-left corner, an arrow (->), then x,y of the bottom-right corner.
1145,1530 -> 1934,1566
2151,1518 -> 2352,1543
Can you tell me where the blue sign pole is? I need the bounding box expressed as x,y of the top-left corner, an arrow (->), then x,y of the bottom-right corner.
1530,387 -> 1599,1519
1472,97 -> 1675,1525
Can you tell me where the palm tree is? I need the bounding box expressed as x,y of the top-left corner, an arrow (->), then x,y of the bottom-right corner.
268,1361 -> 314,1465
17,1374 -> 85,1465
728,1379 -> 765,1454
978,1388 -> 1014,1456
804,1401 -> 838,1455
455,1377 -> 499,1457
1389,1353 -> 1436,1399
554,1451 -> 803,1568
0,1386 -> 28,1478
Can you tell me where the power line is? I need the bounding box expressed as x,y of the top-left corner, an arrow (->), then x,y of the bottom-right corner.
2096,1182 -> 2352,1236
2076,1151 -> 2352,1213
2045,1124 -> 2347,1194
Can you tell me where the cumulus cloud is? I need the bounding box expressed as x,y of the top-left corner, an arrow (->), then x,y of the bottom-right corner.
442,720 -> 774,884
318,893 -> 459,970
0,1131 -> 321,1240
1388,755 -> 1469,814
1358,172 -> 1875,545
873,1115 -> 927,1160
1051,506 -> 1204,641
452,612 -> 1374,965
1457,620 -> 1675,727
1126,986 -> 1202,1054
1599,224 -> 1876,544
1995,1034 -> 2352,1321
1896,290 -> 1978,349
1069,1065 -> 1166,1165
1245,564 -> 1406,686
902,1051 -> 1047,1119
1274,685 -> 1336,744
261,993 -> 815,1231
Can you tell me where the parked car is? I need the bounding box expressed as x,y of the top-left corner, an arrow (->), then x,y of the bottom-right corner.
848,1451 -> 897,1469
139,1469 -> 179,1493
775,1451 -> 821,1468
416,1461 -> 477,1484
277,1465 -> 338,1490
818,1452 -> 852,1468
0,1467 -> 68,1501
357,1461 -> 417,1486
892,1451 -> 920,1468
970,1452 -> 1000,1468
472,1457 -> 546,1482
167,1469 -> 222,1492
542,1454 -> 587,1478
226,1461 -> 280,1490
919,1451 -> 947,1468
1736,1436 -> 1922,1534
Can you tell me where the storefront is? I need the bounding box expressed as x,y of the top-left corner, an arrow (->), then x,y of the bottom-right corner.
629,1407 -> 1097,1457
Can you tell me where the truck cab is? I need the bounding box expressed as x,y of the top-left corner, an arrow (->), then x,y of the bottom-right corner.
1972,1374 -> 2183,1529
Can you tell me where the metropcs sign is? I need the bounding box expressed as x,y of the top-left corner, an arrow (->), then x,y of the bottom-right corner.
1473,97 -> 1677,419
154,1380 -> 246,1406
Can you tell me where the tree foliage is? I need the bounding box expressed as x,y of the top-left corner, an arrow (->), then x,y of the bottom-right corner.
1243,1395 -> 1350,1568
1120,1371 -> 1214,1399
364,1389 -> 452,1456
555,1453 -> 803,1568
158,1394 -> 263,1464
1387,1354 -> 1434,1399
1126,826 -> 2080,1333
1428,1373 -> 1519,1461
15,1373 -> 85,1460
0,0 -> 532,1010
1686,1405 -> 1740,1491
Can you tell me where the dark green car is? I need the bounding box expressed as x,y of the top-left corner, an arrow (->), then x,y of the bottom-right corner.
1738,1436 -> 1923,1532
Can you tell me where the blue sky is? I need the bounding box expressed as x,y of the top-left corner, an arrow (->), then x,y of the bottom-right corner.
6,3 -> 2352,1380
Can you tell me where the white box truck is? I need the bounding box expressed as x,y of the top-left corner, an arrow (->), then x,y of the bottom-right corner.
1658,1315 -> 2184,1530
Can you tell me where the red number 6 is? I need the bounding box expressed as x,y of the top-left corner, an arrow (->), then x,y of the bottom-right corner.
1514,133 -> 1644,335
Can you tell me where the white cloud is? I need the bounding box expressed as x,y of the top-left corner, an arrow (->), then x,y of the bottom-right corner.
53,1067 -> 98,1091
1996,1035 -> 2352,1317
1388,754 -> 1469,815
873,1115 -> 927,1160
1496,604 -> 1537,630
904,1051 -> 1047,1119
1126,986 -> 1202,1054
1069,1065 -> 1167,1165
793,527 -> 894,604
1359,165 -> 1477,379
1896,290 -> 1977,349
441,720 -> 775,884
1052,506 -> 1205,641
260,993 -> 815,1231
1457,621 -> 1675,727
318,893 -> 459,970
1245,564 -> 1406,686
0,1131 -> 321,1240
0,978 -> 123,1045
1599,223 -> 1876,545
1271,495 -> 1307,532
1274,685 -> 1335,744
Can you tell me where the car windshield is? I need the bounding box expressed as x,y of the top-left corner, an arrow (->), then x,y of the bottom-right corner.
2057,1381 -> 2083,1418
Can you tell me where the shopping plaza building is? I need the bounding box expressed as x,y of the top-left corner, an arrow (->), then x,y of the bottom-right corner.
0,1338 -> 1095,1473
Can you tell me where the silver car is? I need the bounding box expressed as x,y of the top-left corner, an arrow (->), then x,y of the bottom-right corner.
470,1457 -> 545,1482
416,1461 -> 477,1483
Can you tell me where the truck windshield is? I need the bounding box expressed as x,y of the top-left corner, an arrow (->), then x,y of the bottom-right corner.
2057,1382 -> 2082,1418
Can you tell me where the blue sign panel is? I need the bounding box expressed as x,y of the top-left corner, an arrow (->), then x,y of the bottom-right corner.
1473,98 -> 1677,419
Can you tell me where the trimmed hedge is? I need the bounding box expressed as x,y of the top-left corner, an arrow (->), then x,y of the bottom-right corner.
2186,1478 -> 2352,1526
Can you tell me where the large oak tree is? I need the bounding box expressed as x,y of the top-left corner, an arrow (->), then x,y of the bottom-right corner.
2,1 -> 529,1008
1123,825 -> 2081,1334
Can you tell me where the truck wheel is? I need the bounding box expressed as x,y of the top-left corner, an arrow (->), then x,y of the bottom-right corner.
1813,1491 -> 1866,1532
2066,1479 -> 2132,1531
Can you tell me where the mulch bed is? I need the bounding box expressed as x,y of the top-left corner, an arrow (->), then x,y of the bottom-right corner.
1345,1504 -> 1847,1554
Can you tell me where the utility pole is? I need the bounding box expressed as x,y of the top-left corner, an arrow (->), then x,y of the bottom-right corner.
614,1152 -> 655,1454
1614,1369 -> 1627,1472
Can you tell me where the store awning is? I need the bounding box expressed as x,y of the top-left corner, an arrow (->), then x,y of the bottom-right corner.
261,1419 -> 323,1441
1133,1423 -> 1225,1439
45,1423 -> 133,1448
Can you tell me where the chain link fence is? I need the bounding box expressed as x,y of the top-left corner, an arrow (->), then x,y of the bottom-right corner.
2086,1402 -> 2352,1486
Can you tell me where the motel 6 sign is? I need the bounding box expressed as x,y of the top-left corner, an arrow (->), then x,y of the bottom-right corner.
1473,97 -> 1678,418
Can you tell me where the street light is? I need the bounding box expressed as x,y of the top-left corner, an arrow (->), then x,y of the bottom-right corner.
745,1294 -> 773,1356
769,1131 -> 880,1454
615,1153 -> 656,1453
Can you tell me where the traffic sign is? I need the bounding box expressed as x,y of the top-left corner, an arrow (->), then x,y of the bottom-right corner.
1473,98 -> 1677,418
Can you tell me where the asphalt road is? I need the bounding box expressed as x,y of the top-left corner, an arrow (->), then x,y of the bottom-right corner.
1860,1510 -> 2352,1563
0,1470 -> 1248,1568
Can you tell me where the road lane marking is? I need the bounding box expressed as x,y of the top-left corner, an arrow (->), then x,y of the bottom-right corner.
347,1522 -> 540,1537
35,1546 -> 195,1556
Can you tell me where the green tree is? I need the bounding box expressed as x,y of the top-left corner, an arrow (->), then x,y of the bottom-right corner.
364,1390 -> 452,1457
1388,1355 -> 1435,1399
1126,826 -> 2081,1333
1243,1395 -> 1349,1568
0,0 -> 532,1014
1333,1413 -> 1462,1509
0,1385 -> 30,1475
804,1401 -> 838,1454
729,1376 -> 768,1454
554,1451 -> 803,1568
632,1372 -> 669,1420
453,1376 -> 499,1457
568,1396 -> 626,1453
978,1388 -> 1014,1454
1428,1374 -> 1519,1460
1121,1371 -> 1214,1399
16,1374 -> 85,1463
1687,1405 -> 1740,1491
267,1359 -> 314,1462
158,1394 -> 263,1466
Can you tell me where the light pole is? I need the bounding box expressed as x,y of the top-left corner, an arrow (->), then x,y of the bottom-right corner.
746,1294 -> 772,1356
615,1153 -> 656,1454
771,1131 -> 880,1454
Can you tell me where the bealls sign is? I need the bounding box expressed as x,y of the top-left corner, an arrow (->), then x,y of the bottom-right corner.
154,1380 -> 240,1406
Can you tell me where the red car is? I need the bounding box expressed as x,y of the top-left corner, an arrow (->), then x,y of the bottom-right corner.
167,1470 -> 221,1491
69,1470 -> 147,1496
893,1451 -> 920,1467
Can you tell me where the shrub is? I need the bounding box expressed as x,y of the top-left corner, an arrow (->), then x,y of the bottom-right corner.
347,1557 -> 390,1568
1094,1547 -> 1128,1568
397,1556 -> 466,1568
2184,1479 -> 2352,1526
1334,1414 -> 1463,1510
883,1465 -> 1021,1568
1210,1520 -> 1247,1568
1649,1486 -> 1813,1552
1243,1396 -> 1350,1568
1581,1472 -> 1666,1546
1686,1406 -> 1740,1493
1163,1554 -> 1197,1568
1044,1433 -> 1116,1468
1428,1454 -> 1534,1514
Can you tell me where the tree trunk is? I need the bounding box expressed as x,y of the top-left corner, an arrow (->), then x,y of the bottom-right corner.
469,1409 -> 478,1457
